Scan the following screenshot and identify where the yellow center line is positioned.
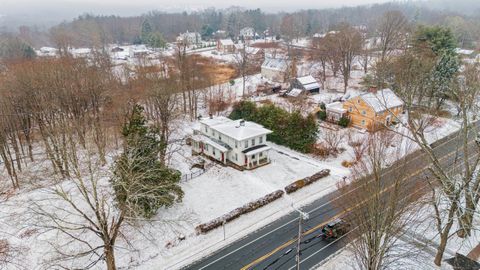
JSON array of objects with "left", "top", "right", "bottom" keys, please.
[{"left": 240, "top": 138, "right": 472, "bottom": 270}]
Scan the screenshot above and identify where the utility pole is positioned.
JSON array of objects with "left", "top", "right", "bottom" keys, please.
[{"left": 295, "top": 210, "right": 309, "bottom": 270}]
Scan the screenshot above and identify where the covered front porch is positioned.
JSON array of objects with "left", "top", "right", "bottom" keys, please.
[
  {"left": 190, "top": 134, "right": 231, "bottom": 165},
  {"left": 243, "top": 144, "right": 271, "bottom": 169}
]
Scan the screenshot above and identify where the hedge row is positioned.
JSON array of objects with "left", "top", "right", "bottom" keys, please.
[
  {"left": 284, "top": 169, "right": 331, "bottom": 194},
  {"left": 195, "top": 190, "right": 285, "bottom": 234}
]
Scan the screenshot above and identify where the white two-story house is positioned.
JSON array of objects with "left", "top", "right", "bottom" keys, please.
[{"left": 190, "top": 116, "right": 273, "bottom": 169}]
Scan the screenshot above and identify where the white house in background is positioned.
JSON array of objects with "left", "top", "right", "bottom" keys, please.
[
  {"left": 177, "top": 31, "right": 202, "bottom": 45},
  {"left": 261, "top": 58, "right": 290, "bottom": 83},
  {"left": 217, "top": 39, "right": 235, "bottom": 54},
  {"left": 240, "top": 27, "right": 255, "bottom": 40},
  {"left": 190, "top": 116, "right": 273, "bottom": 170}
]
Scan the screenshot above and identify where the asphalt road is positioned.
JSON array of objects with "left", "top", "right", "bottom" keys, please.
[{"left": 184, "top": 122, "right": 479, "bottom": 270}]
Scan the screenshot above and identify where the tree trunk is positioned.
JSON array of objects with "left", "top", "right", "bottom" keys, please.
[{"left": 105, "top": 245, "right": 116, "bottom": 270}]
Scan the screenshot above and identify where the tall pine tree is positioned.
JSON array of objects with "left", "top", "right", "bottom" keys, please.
[{"left": 111, "top": 105, "right": 183, "bottom": 218}]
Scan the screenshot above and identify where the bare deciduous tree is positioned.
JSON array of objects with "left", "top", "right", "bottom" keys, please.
[
  {"left": 337, "top": 132, "right": 420, "bottom": 270},
  {"left": 376, "top": 10, "right": 408, "bottom": 62}
]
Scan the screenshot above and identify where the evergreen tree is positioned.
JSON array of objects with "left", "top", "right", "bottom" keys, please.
[
  {"left": 147, "top": 32, "right": 167, "bottom": 49},
  {"left": 229, "top": 101, "right": 318, "bottom": 153},
  {"left": 111, "top": 105, "right": 183, "bottom": 218},
  {"left": 141, "top": 19, "right": 153, "bottom": 44}
]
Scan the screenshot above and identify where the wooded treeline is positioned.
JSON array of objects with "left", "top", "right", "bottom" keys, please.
[{"left": 4, "top": 1, "right": 480, "bottom": 50}]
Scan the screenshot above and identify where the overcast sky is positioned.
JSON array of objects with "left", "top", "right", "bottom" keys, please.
[{"left": 3, "top": 0, "right": 394, "bottom": 16}]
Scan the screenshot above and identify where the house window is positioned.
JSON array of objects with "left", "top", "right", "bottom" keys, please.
[
  {"left": 357, "top": 99, "right": 360, "bottom": 104},
  {"left": 213, "top": 130, "right": 216, "bottom": 136},
  {"left": 213, "top": 148, "right": 216, "bottom": 156},
  {"left": 219, "top": 135, "right": 222, "bottom": 141},
  {"left": 252, "top": 138, "right": 255, "bottom": 146},
  {"left": 205, "top": 126, "right": 208, "bottom": 133},
  {"left": 206, "top": 145, "right": 209, "bottom": 151},
  {"left": 259, "top": 136, "right": 263, "bottom": 144},
  {"left": 349, "top": 106, "right": 353, "bottom": 112},
  {"left": 362, "top": 110, "right": 366, "bottom": 115},
  {"left": 260, "top": 152, "right": 263, "bottom": 157},
  {"left": 361, "top": 120, "right": 366, "bottom": 126},
  {"left": 245, "top": 141, "right": 249, "bottom": 148},
  {"left": 235, "top": 141, "right": 238, "bottom": 148},
  {"left": 235, "top": 153, "right": 238, "bottom": 161}
]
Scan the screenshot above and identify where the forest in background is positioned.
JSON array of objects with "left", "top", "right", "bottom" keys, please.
[{"left": 1, "top": 0, "right": 480, "bottom": 50}]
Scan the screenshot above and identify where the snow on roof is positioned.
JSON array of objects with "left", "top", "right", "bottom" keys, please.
[
  {"left": 261, "top": 58, "right": 289, "bottom": 72},
  {"left": 242, "top": 145, "right": 271, "bottom": 156},
  {"left": 297, "top": 75, "right": 316, "bottom": 85},
  {"left": 296, "top": 75, "right": 320, "bottom": 91},
  {"left": 326, "top": 102, "right": 347, "bottom": 113},
  {"left": 200, "top": 116, "right": 272, "bottom": 141},
  {"left": 191, "top": 134, "right": 230, "bottom": 152},
  {"left": 287, "top": 88, "right": 304, "bottom": 97},
  {"left": 40, "top": 47, "right": 58, "bottom": 53},
  {"left": 219, "top": 39, "right": 234, "bottom": 46},
  {"left": 245, "top": 47, "right": 261, "bottom": 54},
  {"left": 70, "top": 48, "right": 91, "bottom": 55},
  {"left": 455, "top": 48, "right": 475, "bottom": 55},
  {"left": 313, "top": 33, "right": 326, "bottom": 38},
  {"left": 359, "top": 89, "right": 404, "bottom": 113}
]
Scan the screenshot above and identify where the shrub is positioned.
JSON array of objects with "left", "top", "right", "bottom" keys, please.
[
  {"left": 341, "top": 160, "right": 354, "bottom": 168},
  {"left": 319, "top": 103, "right": 326, "bottom": 110},
  {"left": 284, "top": 169, "right": 330, "bottom": 194},
  {"left": 317, "top": 110, "right": 327, "bottom": 121},
  {"left": 195, "top": 190, "right": 284, "bottom": 234},
  {"left": 229, "top": 79, "right": 235, "bottom": 86},
  {"left": 310, "top": 143, "right": 331, "bottom": 158},
  {"left": 338, "top": 117, "right": 350, "bottom": 128}
]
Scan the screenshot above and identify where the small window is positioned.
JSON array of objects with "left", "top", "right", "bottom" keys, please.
[
  {"left": 252, "top": 138, "right": 255, "bottom": 146},
  {"left": 219, "top": 135, "right": 222, "bottom": 140},
  {"left": 362, "top": 110, "right": 366, "bottom": 115},
  {"left": 259, "top": 136, "right": 263, "bottom": 144},
  {"left": 361, "top": 120, "right": 366, "bottom": 126},
  {"left": 235, "top": 141, "right": 238, "bottom": 148},
  {"left": 357, "top": 99, "right": 360, "bottom": 104},
  {"left": 260, "top": 152, "right": 263, "bottom": 157},
  {"left": 213, "top": 148, "right": 216, "bottom": 156},
  {"left": 349, "top": 106, "right": 353, "bottom": 112},
  {"left": 245, "top": 141, "right": 249, "bottom": 148},
  {"left": 213, "top": 130, "right": 216, "bottom": 136},
  {"left": 235, "top": 153, "right": 238, "bottom": 161},
  {"left": 205, "top": 126, "right": 208, "bottom": 132},
  {"left": 206, "top": 145, "right": 209, "bottom": 151}
]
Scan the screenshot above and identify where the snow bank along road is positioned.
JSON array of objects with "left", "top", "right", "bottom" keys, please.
[{"left": 184, "top": 122, "right": 480, "bottom": 270}]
